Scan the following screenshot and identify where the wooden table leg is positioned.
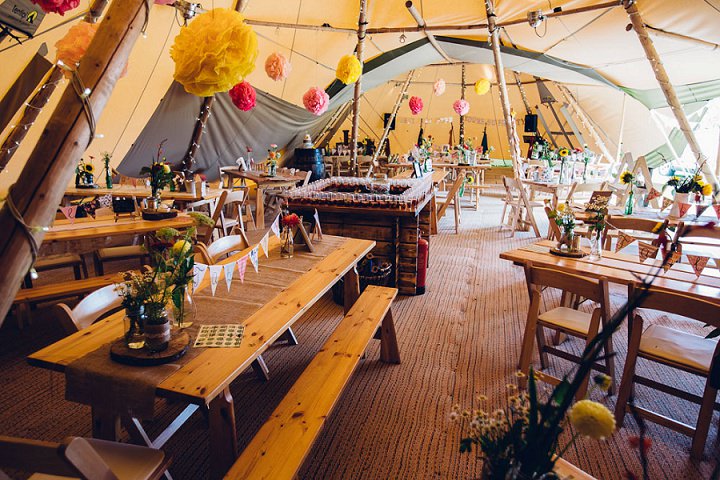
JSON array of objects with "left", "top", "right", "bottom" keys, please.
[
  {"left": 379, "top": 309, "right": 401, "bottom": 364},
  {"left": 92, "top": 407, "right": 121, "bottom": 441},
  {"left": 208, "top": 388, "right": 238, "bottom": 480},
  {"left": 343, "top": 266, "right": 360, "bottom": 314},
  {"left": 255, "top": 187, "right": 265, "bottom": 229},
  {"left": 430, "top": 195, "right": 438, "bottom": 235}
]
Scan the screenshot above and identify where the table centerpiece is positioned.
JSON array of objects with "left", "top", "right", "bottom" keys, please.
[
  {"left": 547, "top": 203, "right": 582, "bottom": 257},
  {"left": 140, "top": 142, "right": 174, "bottom": 212},
  {"left": 664, "top": 167, "right": 712, "bottom": 218}
]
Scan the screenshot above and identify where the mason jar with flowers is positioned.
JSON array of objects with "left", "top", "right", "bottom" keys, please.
[
  {"left": 280, "top": 212, "right": 301, "bottom": 258},
  {"left": 547, "top": 202, "right": 577, "bottom": 252},
  {"left": 584, "top": 197, "right": 608, "bottom": 261},
  {"left": 75, "top": 158, "right": 95, "bottom": 188},
  {"left": 140, "top": 142, "right": 174, "bottom": 210},
  {"left": 115, "top": 270, "right": 154, "bottom": 349}
]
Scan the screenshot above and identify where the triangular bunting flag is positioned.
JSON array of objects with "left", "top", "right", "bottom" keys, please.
[
  {"left": 662, "top": 250, "right": 681, "bottom": 272},
  {"left": 193, "top": 263, "right": 208, "bottom": 292},
  {"left": 208, "top": 265, "right": 222, "bottom": 296},
  {"left": 270, "top": 215, "right": 281, "bottom": 240},
  {"left": 260, "top": 233, "right": 269, "bottom": 258},
  {"left": 615, "top": 231, "right": 636, "bottom": 252},
  {"left": 312, "top": 208, "right": 323, "bottom": 240},
  {"left": 223, "top": 262, "right": 235, "bottom": 292},
  {"left": 60, "top": 205, "right": 78, "bottom": 223},
  {"left": 686, "top": 254, "right": 710, "bottom": 277},
  {"left": 638, "top": 242, "right": 659, "bottom": 263},
  {"left": 695, "top": 204, "right": 710, "bottom": 218},
  {"left": 646, "top": 187, "right": 661, "bottom": 202},
  {"left": 713, "top": 203, "right": 720, "bottom": 219},
  {"left": 661, "top": 197, "right": 673, "bottom": 211},
  {"left": 678, "top": 202, "right": 692, "bottom": 218},
  {"left": 236, "top": 256, "right": 248, "bottom": 283},
  {"left": 249, "top": 246, "right": 259, "bottom": 273}
]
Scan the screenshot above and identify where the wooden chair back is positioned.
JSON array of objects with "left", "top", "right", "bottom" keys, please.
[
  {"left": 193, "top": 243, "right": 212, "bottom": 265},
  {"left": 673, "top": 222, "right": 720, "bottom": 243},
  {"left": 52, "top": 284, "right": 122, "bottom": 334},
  {"left": 0, "top": 435, "right": 86, "bottom": 478},
  {"left": 189, "top": 190, "right": 228, "bottom": 245},
  {"left": 636, "top": 287, "right": 720, "bottom": 329},
  {"left": 524, "top": 263, "right": 608, "bottom": 306},
  {"left": 603, "top": 217, "right": 668, "bottom": 250},
  {"left": 206, "top": 235, "right": 248, "bottom": 263}
]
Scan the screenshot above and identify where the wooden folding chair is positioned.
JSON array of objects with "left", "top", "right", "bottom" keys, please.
[
  {"left": 186, "top": 190, "right": 228, "bottom": 245},
  {"left": 614, "top": 287, "right": 720, "bottom": 459},
  {"left": 519, "top": 263, "right": 615, "bottom": 399},
  {"left": 218, "top": 189, "right": 254, "bottom": 237},
  {"left": 204, "top": 235, "right": 249, "bottom": 264},
  {"left": 435, "top": 172, "right": 465, "bottom": 234},
  {"left": 500, "top": 177, "right": 541, "bottom": 237}
]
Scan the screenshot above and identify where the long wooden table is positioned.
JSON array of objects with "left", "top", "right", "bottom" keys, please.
[
  {"left": 45, "top": 214, "right": 196, "bottom": 243},
  {"left": 500, "top": 239, "right": 720, "bottom": 304},
  {"left": 64, "top": 185, "right": 224, "bottom": 204},
  {"left": 28, "top": 234, "right": 374, "bottom": 479}
]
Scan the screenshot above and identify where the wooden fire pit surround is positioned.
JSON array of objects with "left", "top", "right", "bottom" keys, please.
[{"left": 286, "top": 177, "right": 433, "bottom": 295}]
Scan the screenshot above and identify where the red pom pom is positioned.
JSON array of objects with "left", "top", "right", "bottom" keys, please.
[
  {"left": 229, "top": 81, "right": 256, "bottom": 111},
  {"left": 409, "top": 96, "right": 423, "bottom": 115},
  {"left": 32, "top": 0, "right": 80, "bottom": 15}
]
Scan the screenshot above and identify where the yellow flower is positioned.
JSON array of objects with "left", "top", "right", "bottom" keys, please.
[
  {"left": 559, "top": 148, "right": 569, "bottom": 157},
  {"left": 171, "top": 239, "right": 192, "bottom": 256},
  {"left": 557, "top": 203, "right": 567, "bottom": 213},
  {"left": 162, "top": 164, "right": 171, "bottom": 174},
  {"left": 701, "top": 183, "right": 712, "bottom": 196},
  {"left": 620, "top": 170, "right": 634, "bottom": 185},
  {"left": 593, "top": 374, "right": 612, "bottom": 392},
  {"left": 84, "top": 164, "right": 94, "bottom": 174},
  {"left": 569, "top": 399, "right": 615, "bottom": 440}
]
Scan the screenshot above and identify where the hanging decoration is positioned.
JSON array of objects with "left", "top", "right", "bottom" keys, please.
[
  {"left": 264, "top": 52, "right": 291, "bottom": 81},
  {"left": 335, "top": 54, "right": 362, "bottom": 85},
  {"left": 171, "top": 9, "right": 258, "bottom": 97},
  {"left": 229, "top": 81, "right": 256, "bottom": 111},
  {"left": 31, "top": 0, "right": 79, "bottom": 15},
  {"left": 474, "top": 78, "right": 491, "bottom": 95},
  {"left": 453, "top": 99, "right": 470, "bottom": 116},
  {"left": 55, "top": 22, "right": 98, "bottom": 70},
  {"left": 433, "top": 78, "right": 446, "bottom": 96},
  {"left": 409, "top": 96, "right": 423, "bottom": 115},
  {"left": 303, "top": 87, "right": 330, "bottom": 116}
]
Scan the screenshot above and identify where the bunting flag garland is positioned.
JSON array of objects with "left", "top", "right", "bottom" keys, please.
[
  {"left": 686, "top": 254, "right": 710, "bottom": 277},
  {"left": 615, "top": 231, "right": 636, "bottom": 252},
  {"left": 208, "top": 265, "right": 222, "bottom": 296},
  {"left": 270, "top": 215, "right": 281, "bottom": 239},
  {"left": 260, "top": 232, "right": 269, "bottom": 258},
  {"left": 313, "top": 208, "right": 323, "bottom": 240},
  {"left": 662, "top": 250, "right": 682, "bottom": 272},
  {"left": 638, "top": 241, "right": 659, "bottom": 263},
  {"left": 713, "top": 203, "right": 720, "bottom": 219},
  {"left": 695, "top": 204, "right": 710, "bottom": 218},
  {"left": 237, "top": 256, "right": 248, "bottom": 282},
  {"left": 249, "top": 246, "right": 259, "bottom": 272},
  {"left": 661, "top": 197, "right": 673, "bottom": 211},
  {"left": 677, "top": 202, "right": 692, "bottom": 218},
  {"left": 60, "top": 205, "right": 78, "bottom": 223},
  {"left": 646, "top": 188, "right": 661, "bottom": 202},
  {"left": 223, "top": 263, "right": 235, "bottom": 292},
  {"left": 193, "top": 263, "right": 208, "bottom": 292}
]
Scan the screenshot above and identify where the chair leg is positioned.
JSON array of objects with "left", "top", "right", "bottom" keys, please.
[
  {"left": 691, "top": 383, "right": 717, "bottom": 459},
  {"left": 603, "top": 333, "right": 617, "bottom": 396},
  {"left": 535, "top": 325, "right": 549, "bottom": 370},
  {"left": 518, "top": 294, "right": 540, "bottom": 376},
  {"left": 614, "top": 317, "right": 643, "bottom": 426},
  {"left": 80, "top": 256, "right": 89, "bottom": 278}
]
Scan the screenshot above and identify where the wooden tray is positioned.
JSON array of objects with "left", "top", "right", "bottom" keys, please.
[
  {"left": 549, "top": 247, "right": 587, "bottom": 258},
  {"left": 142, "top": 209, "right": 178, "bottom": 221},
  {"left": 110, "top": 331, "right": 189, "bottom": 366}
]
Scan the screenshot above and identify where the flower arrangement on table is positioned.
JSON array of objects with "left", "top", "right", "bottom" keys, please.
[
  {"left": 280, "top": 212, "right": 301, "bottom": 258},
  {"left": 664, "top": 172, "right": 712, "bottom": 198},
  {"left": 479, "top": 145, "right": 495, "bottom": 161},
  {"left": 580, "top": 145, "right": 595, "bottom": 182},
  {"left": 101, "top": 152, "right": 113, "bottom": 188},
  {"left": 75, "top": 157, "right": 96, "bottom": 188},
  {"left": 584, "top": 196, "right": 609, "bottom": 260},
  {"left": 140, "top": 142, "right": 174, "bottom": 202},
  {"left": 619, "top": 170, "right": 644, "bottom": 215},
  {"left": 547, "top": 202, "right": 577, "bottom": 252},
  {"left": 454, "top": 138, "right": 475, "bottom": 165},
  {"left": 266, "top": 144, "right": 280, "bottom": 177}
]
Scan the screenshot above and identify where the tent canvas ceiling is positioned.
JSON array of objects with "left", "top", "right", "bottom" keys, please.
[{"left": 0, "top": 0, "right": 719, "bottom": 190}]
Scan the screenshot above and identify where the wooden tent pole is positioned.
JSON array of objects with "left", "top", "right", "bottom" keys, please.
[
  {"left": 625, "top": 0, "right": 718, "bottom": 192},
  {"left": 0, "top": 0, "right": 150, "bottom": 324},
  {"left": 0, "top": 0, "right": 111, "bottom": 172},
  {"left": 350, "top": 0, "right": 368, "bottom": 177},
  {"left": 405, "top": 1, "right": 454, "bottom": 63},
  {"left": 485, "top": 0, "right": 521, "bottom": 177},
  {"left": 182, "top": 96, "right": 214, "bottom": 174},
  {"left": 459, "top": 64, "right": 465, "bottom": 145},
  {"left": 372, "top": 70, "right": 414, "bottom": 165}
]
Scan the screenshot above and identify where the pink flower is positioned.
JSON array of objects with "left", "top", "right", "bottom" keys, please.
[
  {"left": 264, "top": 52, "right": 291, "bottom": 81},
  {"left": 453, "top": 99, "right": 470, "bottom": 116},
  {"left": 303, "top": 87, "right": 330, "bottom": 116},
  {"left": 32, "top": 0, "right": 79, "bottom": 15},
  {"left": 409, "top": 96, "right": 423, "bottom": 115},
  {"left": 229, "top": 81, "right": 256, "bottom": 111},
  {"left": 433, "top": 78, "right": 446, "bottom": 96}
]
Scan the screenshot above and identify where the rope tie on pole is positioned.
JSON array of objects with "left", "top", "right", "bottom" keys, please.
[{"left": 4, "top": 185, "right": 45, "bottom": 267}]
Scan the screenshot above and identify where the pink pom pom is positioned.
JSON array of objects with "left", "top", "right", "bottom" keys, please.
[
  {"left": 433, "top": 79, "right": 446, "bottom": 96},
  {"left": 303, "top": 87, "right": 330, "bottom": 116},
  {"left": 229, "top": 81, "right": 256, "bottom": 111},
  {"left": 154, "top": 0, "right": 175, "bottom": 4},
  {"left": 409, "top": 96, "right": 423, "bottom": 115},
  {"left": 264, "top": 52, "right": 291, "bottom": 81},
  {"left": 31, "top": 0, "right": 79, "bottom": 15},
  {"left": 453, "top": 99, "right": 470, "bottom": 116}
]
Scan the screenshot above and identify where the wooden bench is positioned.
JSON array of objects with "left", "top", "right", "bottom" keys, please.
[{"left": 224, "top": 285, "right": 400, "bottom": 480}]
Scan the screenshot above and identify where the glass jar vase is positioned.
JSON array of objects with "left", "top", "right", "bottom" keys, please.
[
  {"left": 280, "top": 226, "right": 294, "bottom": 258},
  {"left": 624, "top": 188, "right": 635, "bottom": 215},
  {"left": 123, "top": 306, "right": 146, "bottom": 350},
  {"left": 144, "top": 305, "right": 171, "bottom": 352}
]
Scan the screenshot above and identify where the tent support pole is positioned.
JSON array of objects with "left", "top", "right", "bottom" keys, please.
[
  {"left": 373, "top": 70, "right": 414, "bottom": 166},
  {"left": 459, "top": 64, "right": 466, "bottom": 145},
  {"left": 350, "top": 0, "right": 368, "bottom": 177},
  {"left": 625, "top": 0, "right": 718, "bottom": 193},
  {"left": 405, "top": 1, "right": 454, "bottom": 63},
  {"left": 182, "top": 96, "right": 214, "bottom": 174},
  {"left": 485, "top": 0, "right": 522, "bottom": 177},
  {"left": 0, "top": 0, "right": 150, "bottom": 325}
]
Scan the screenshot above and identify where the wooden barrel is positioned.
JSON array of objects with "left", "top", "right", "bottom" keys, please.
[{"left": 293, "top": 148, "right": 325, "bottom": 182}]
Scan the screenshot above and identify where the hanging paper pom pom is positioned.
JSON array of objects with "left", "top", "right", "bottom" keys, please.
[
  {"left": 474, "top": 78, "right": 491, "bottom": 95},
  {"left": 453, "top": 99, "right": 470, "bottom": 116},
  {"left": 31, "top": 0, "right": 79, "bottom": 15},
  {"left": 336, "top": 54, "right": 362, "bottom": 85},
  {"left": 409, "top": 96, "right": 423, "bottom": 115},
  {"left": 171, "top": 8, "right": 258, "bottom": 97},
  {"left": 264, "top": 52, "right": 291, "bottom": 81},
  {"left": 55, "top": 22, "right": 100, "bottom": 72},
  {"left": 229, "top": 81, "right": 256, "bottom": 111},
  {"left": 303, "top": 87, "right": 330, "bottom": 116},
  {"left": 433, "top": 78, "right": 446, "bottom": 96}
]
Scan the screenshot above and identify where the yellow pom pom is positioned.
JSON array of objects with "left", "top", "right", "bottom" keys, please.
[
  {"left": 171, "top": 9, "right": 258, "bottom": 97},
  {"left": 336, "top": 54, "right": 362, "bottom": 84},
  {"left": 474, "top": 78, "right": 490, "bottom": 95},
  {"left": 569, "top": 399, "right": 615, "bottom": 440}
]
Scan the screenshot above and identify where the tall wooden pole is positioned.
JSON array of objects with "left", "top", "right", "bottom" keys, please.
[
  {"left": 350, "top": 0, "right": 368, "bottom": 176},
  {"left": 485, "top": 0, "right": 522, "bottom": 177},
  {"left": 459, "top": 64, "right": 466, "bottom": 145},
  {"left": 0, "top": 0, "right": 151, "bottom": 324},
  {"left": 625, "top": 0, "right": 718, "bottom": 192},
  {"left": 182, "top": 96, "right": 214, "bottom": 174}
]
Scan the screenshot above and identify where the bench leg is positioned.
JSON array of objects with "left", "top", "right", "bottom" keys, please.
[
  {"left": 281, "top": 327, "right": 299, "bottom": 345},
  {"left": 343, "top": 266, "right": 360, "bottom": 315},
  {"left": 209, "top": 388, "right": 238, "bottom": 480},
  {"left": 379, "top": 309, "right": 401, "bottom": 364},
  {"left": 251, "top": 354, "right": 270, "bottom": 381}
]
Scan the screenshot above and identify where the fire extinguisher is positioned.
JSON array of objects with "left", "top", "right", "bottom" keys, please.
[{"left": 417, "top": 237, "right": 429, "bottom": 295}]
